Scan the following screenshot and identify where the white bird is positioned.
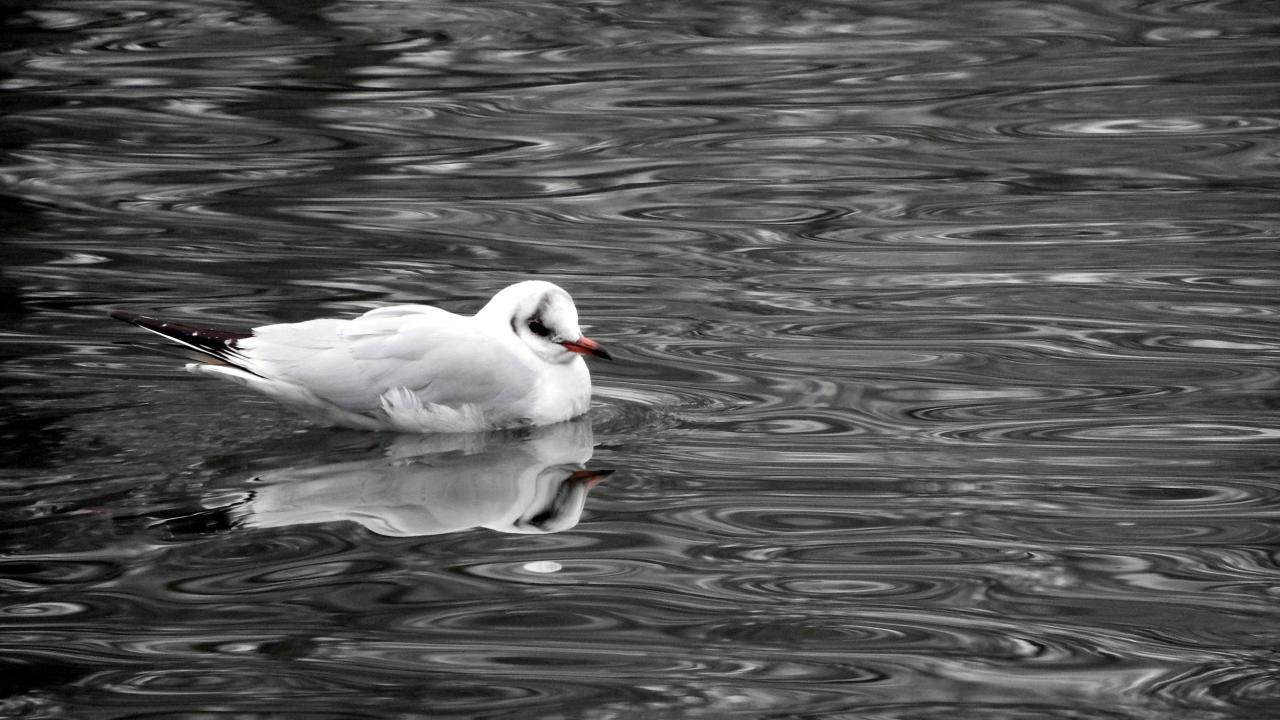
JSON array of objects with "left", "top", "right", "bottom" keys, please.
[{"left": 110, "top": 280, "right": 611, "bottom": 433}]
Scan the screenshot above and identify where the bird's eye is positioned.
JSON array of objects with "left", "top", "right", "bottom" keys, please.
[{"left": 528, "top": 319, "right": 552, "bottom": 338}]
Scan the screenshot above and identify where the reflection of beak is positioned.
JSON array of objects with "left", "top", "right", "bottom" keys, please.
[
  {"left": 561, "top": 336, "right": 612, "bottom": 361},
  {"left": 565, "top": 468, "right": 613, "bottom": 489}
]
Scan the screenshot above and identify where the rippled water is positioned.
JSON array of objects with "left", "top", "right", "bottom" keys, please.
[{"left": 3, "top": 0, "right": 1280, "bottom": 717}]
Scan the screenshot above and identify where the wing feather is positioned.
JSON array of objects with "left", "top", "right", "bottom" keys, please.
[{"left": 238, "top": 306, "right": 538, "bottom": 415}]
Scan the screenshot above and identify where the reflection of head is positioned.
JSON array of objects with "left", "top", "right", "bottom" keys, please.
[
  {"left": 239, "top": 418, "right": 603, "bottom": 537},
  {"left": 511, "top": 466, "right": 610, "bottom": 534}
]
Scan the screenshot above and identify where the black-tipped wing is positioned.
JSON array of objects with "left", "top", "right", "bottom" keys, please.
[{"left": 109, "top": 310, "right": 254, "bottom": 370}]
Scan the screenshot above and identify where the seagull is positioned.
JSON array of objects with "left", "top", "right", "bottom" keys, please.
[{"left": 110, "top": 280, "right": 612, "bottom": 433}]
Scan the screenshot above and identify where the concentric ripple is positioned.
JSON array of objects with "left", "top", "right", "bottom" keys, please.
[{"left": 3, "top": 0, "right": 1279, "bottom": 717}]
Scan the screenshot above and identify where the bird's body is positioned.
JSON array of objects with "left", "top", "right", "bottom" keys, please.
[{"left": 110, "top": 281, "right": 611, "bottom": 433}]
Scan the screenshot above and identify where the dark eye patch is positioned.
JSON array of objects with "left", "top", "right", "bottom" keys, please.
[{"left": 528, "top": 319, "right": 552, "bottom": 338}]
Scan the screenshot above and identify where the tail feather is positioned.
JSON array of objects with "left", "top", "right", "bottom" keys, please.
[{"left": 110, "top": 310, "right": 256, "bottom": 372}]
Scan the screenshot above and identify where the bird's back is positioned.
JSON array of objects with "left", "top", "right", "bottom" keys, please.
[{"left": 237, "top": 306, "right": 543, "bottom": 426}]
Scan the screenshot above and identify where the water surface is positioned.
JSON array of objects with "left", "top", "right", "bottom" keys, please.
[{"left": 2, "top": 0, "right": 1279, "bottom": 718}]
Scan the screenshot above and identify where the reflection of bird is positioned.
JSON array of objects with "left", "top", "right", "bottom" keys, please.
[
  {"left": 110, "top": 281, "right": 611, "bottom": 432},
  {"left": 232, "top": 418, "right": 607, "bottom": 536}
]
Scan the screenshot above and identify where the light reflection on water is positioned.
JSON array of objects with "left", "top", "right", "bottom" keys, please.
[
  {"left": 3, "top": 0, "right": 1280, "bottom": 717},
  {"left": 162, "top": 419, "right": 604, "bottom": 537}
]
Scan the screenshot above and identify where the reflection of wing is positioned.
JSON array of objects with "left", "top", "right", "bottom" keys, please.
[{"left": 238, "top": 418, "right": 601, "bottom": 536}]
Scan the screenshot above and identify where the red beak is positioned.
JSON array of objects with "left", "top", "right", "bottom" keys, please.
[
  {"left": 561, "top": 336, "right": 612, "bottom": 360},
  {"left": 566, "top": 468, "right": 614, "bottom": 488}
]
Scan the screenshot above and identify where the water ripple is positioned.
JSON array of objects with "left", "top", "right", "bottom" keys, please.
[{"left": 4, "top": 0, "right": 1280, "bottom": 717}]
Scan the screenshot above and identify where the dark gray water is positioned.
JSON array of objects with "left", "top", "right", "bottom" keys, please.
[{"left": 3, "top": 0, "right": 1280, "bottom": 717}]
